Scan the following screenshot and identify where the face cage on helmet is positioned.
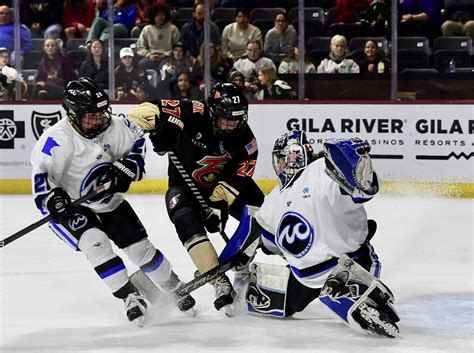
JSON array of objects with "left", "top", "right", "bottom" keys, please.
[
  {"left": 272, "top": 143, "right": 308, "bottom": 189},
  {"left": 70, "top": 107, "right": 112, "bottom": 139},
  {"left": 210, "top": 106, "right": 248, "bottom": 134}
]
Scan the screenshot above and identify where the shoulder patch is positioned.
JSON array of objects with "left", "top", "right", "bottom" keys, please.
[{"left": 41, "top": 136, "right": 60, "bottom": 156}]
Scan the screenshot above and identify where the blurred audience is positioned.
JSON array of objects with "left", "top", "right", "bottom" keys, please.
[
  {"left": 317, "top": 35, "right": 360, "bottom": 73},
  {"left": 357, "top": 39, "right": 390, "bottom": 73},
  {"left": 228, "top": 69, "right": 257, "bottom": 100},
  {"left": 358, "top": 0, "right": 390, "bottom": 36},
  {"left": 256, "top": 65, "right": 297, "bottom": 100},
  {"left": 85, "top": 0, "right": 137, "bottom": 46},
  {"left": 336, "top": 0, "right": 371, "bottom": 23},
  {"left": 0, "top": 47, "right": 27, "bottom": 100},
  {"left": 264, "top": 10, "right": 297, "bottom": 66},
  {"left": 137, "top": 4, "right": 179, "bottom": 72},
  {"left": 441, "top": 0, "right": 474, "bottom": 41},
  {"left": 171, "top": 71, "right": 203, "bottom": 100},
  {"left": 131, "top": 0, "right": 155, "bottom": 38},
  {"left": 221, "top": 8, "right": 263, "bottom": 61},
  {"left": 20, "top": 0, "right": 63, "bottom": 38},
  {"left": 399, "top": 0, "right": 443, "bottom": 45},
  {"left": 32, "top": 37, "right": 76, "bottom": 100},
  {"left": 63, "top": 0, "right": 95, "bottom": 40},
  {"left": 180, "top": 3, "right": 221, "bottom": 60},
  {"left": 0, "top": 5, "right": 33, "bottom": 66},
  {"left": 79, "top": 38, "right": 108, "bottom": 89},
  {"left": 192, "top": 41, "right": 230, "bottom": 88},
  {"left": 115, "top": 46, "right": 149, "bottom": 100},
  {"left": 278, "top": 46, "right": 316, "bottom": 74}
]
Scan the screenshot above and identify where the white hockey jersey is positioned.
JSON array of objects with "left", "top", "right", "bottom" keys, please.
[
  {"left": 31, "top": 116, "right": 146, "bottom": 214},
  {"left": 255, "top": 158, "right": 375, "bottom": 289}
]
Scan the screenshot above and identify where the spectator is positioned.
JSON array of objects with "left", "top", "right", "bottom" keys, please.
[
  {"left": 399, "top": 0, "right": 443, "bottom": 45},
  {"left": 171, "top": 71, "right": 203, "bottom": 100},
  {"left": 221, "top": 8, "right": 263, "bottom": 61},
  {"left": 192, "top": 41, "right": 230, "bottom": 88},
  {"left": 317, "top": 35, "right": 360, "bottom": 73},
  {"left": 227, "top": 69, "right": 257, "bottom": 100},
  {"left": 256, "top": 65, "right": 297, "bottom": 100},
  {"left": 357, "top": 39, "right": 390, "bottom": 73},
  {"left": 131, "top": 0, "right": 154, "bottom": 38},
  {"left": 20, "top": 0, "right": 63, "bottom": 38},
  {"left": 63, "top": 0, "right": 95, "bottom": 40},
  {"left": 79, "top": 38, "right": 108, "bottom": 89},
  {"left": 264, "top": 10, "right": 297, "bottom": 66},
  {"left": 84, "top": 0, "right": 137, "bottom": 46},
  {"left": 135, "top": 81, "right": 153, "bottom": 101},
  {"left": 0, "top": 47, "right": 27, "bottom": 100},
  {"left": 0, "top": 5, "right": 33, "bottom": 65},
  {"left": 233, "top": 40, "right": 275, "bottom": 87},
  {"left": 358, "top": 0, "right": 390, "bottom": 37},
  {"left": 136, "top": 4, "right": 179, "bottom": 72},
  {"left": 216, "top": 0, "right": 256, "bottom": 8},
  {"left": 278, "top": 46, "right": 316, "bottom": 74},
  {"left": 32, "top": 37, "right": 76, "bottom": 100},
  {"left": 115, "top": 47, "right": 149, "bottom": 101},
  {"left": 180, "top": 3, "right": 221, "bottom": 60},
  {"left": 159, "top": 41, "right": 193, "bottom": 79},
  {"left": 336, "top": 0, "right": 371, "bottom": 23},
  {"left": 441, "top": 0, "right": 474, "bottom": 42}
]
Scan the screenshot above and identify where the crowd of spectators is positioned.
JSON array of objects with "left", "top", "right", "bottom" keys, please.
[{"left": 0, "top": 0, "right": 473, "bottom": 102}]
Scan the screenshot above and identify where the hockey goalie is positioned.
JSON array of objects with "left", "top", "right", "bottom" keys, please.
[{"left": 219, "top": 130, "right": 400, "bottom": 338}]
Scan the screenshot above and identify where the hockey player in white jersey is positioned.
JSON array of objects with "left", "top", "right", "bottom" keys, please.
[
  {"left": 30, "top": 77, "right": 195, "bottom": 324},
  {"left": 219, "top": 129, "right": 400, "bottom": 337}
]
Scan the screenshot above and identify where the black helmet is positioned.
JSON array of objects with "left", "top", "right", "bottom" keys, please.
[
  {"left": 63, "top": 77, "right": 111, "bottom": 138},
  {"left": 208, "top": 82, "right": 248, "bottom": 133}
]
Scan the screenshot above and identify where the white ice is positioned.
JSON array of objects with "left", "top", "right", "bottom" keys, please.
[{"left": 1, "top": 194, "right": 473, "bottom": 353}]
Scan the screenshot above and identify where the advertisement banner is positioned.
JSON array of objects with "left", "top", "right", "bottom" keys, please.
[{"left": 0, "top": 103, "right": 472, "bottom": 183}]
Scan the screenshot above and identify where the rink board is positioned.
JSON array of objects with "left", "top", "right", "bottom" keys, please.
[{"left": 0, "top": 102, "right": 472, "bottom": 197}]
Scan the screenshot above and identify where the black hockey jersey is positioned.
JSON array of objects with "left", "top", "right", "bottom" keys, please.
[{"left": 155, "top": 99, "right": 258, "bottom": 198}]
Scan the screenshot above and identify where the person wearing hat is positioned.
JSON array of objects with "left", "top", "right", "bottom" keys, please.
[
  {"left": 115, "top": 47, "right": 149, "bottom": 101},
  {"left": 227, "top": 69, "right": 256, "bottom": 101},
  {"left": 79, "top": 38, "right": 108, "bottom": 89}
]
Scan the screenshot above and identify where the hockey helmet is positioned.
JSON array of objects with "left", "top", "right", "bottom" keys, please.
[
  {"left": 63, "top": 77, "right": 111, "bottom": 138},
  {"left": 208, "top": 82, "right": 248, "bottom": 134},
  {"left": 272, "top": 129, "right": 314, "bottom": 190}
]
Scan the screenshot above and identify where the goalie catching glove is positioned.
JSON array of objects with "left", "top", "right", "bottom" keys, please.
[{"left": 323, "top": 138, "right": 378, "bottom": 200}]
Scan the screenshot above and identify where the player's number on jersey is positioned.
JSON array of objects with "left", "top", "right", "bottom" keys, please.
[
  {"left": 33, "top": 172, "right": 51, "bottom": 193},
  {"left": 161, "top": 99, "right": 181, "bottom": 118},
  {"left": 237, "top": 160, "right": 256, "bottom": 177}
]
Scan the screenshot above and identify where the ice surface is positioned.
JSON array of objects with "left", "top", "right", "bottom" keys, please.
[{"left": 1, "top": 194, "right": 473, "bottom": 353}]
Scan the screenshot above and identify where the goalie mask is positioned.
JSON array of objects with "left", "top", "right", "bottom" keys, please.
[
  {"left": 272, "top": 130, "right": 314, "bottom": 190},
  {"left": 63, "top": 77, "right": 112, "bottom": 139},
  {"left": 208, "top": 82, "right": 248, "bottom": 135}
]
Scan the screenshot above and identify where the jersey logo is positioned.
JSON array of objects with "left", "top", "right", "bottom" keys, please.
[
  {"left": 68, "top": 213, "right": 88, "bottom": 231},
  {"left": 192, "top": 155, "right": 228, "bottom": 189},
  {"left": 276, "top": 212, "right": 314, "bottom": 258},
  {"left": 80, "top": 163, "right": 114, "bottom": 203},
  {"left": 41, "top": 136, "right": 60, "bottom": 156}
]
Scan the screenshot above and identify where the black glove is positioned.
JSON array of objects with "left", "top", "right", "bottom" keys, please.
[
  {"left": 203, "top": 200, "right": 228, "bottom": 234},
  {"left": 98, "top": 159, "right": 136, "bottom": 194},
  {"left": 44, "top": 187, "right": 71, "bottom": 224},
  {"left": 149, "top": 114, "right": 184, "bottom": 155}
]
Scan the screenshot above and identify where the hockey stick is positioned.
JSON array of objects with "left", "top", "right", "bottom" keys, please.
[
  {"left": 168, "top": 150, "right": 229, "bottom": 242},
  {"left": 0, "top": 181, "right": 112, "bottom": 248}
]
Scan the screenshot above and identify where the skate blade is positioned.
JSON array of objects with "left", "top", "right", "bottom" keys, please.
[
  {"left": 360, "top": 307, "right": 401, "bottom": 338},
  {"left": 133, "top": 314, "right": 146, "bottom": 328}
]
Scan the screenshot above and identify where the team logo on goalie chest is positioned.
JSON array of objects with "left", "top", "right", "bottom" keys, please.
[{"left": 276, "top": 212, "right": 314, "bottom": 258}]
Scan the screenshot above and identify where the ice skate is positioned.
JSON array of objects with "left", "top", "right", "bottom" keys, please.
[
  {"left": 124, "top": 292, "right": 147, "bottom": 327},
  {"left": 213, "top": 275, "right": 235, "bottom": 311},
  {"left": 352, "top": 302, "right": 400, "bottom": 338},
  {"left": 224, "top": 271, "right": 250, "bottom": 317},
  {"left": 162, "top": 271, "right": 196, "bottom": 314}
]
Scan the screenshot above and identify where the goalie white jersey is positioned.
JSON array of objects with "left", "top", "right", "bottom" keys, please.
[
  {"left": 255, "top": 158, "right": 378, "bottom": 289},
  {"left": 31, "top": 116, "right": 146, "bottom": 214}
]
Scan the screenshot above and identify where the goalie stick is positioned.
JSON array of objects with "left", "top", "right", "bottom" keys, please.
[
  {"left": 0, "top": 181, "right": 111, "bottom": 248},
  {"left": 168, "top": 150, "right": 229, "bottom": 242}
]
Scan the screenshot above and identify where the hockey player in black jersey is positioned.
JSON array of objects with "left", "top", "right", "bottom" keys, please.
[{"left": 128, "top": 83, "right": 265, "bottom": 311}]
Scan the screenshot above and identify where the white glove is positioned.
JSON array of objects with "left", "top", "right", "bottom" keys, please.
[{"left": 1, "top": 66, "right": 22, "bottom": 83}]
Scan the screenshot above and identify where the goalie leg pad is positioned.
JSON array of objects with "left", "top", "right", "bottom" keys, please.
[
  {"left": 246, "top": 262, "right": 290, "bottom": 317},
  {"left": 319, "top": 255, "right": 400, "bottom": 338}
]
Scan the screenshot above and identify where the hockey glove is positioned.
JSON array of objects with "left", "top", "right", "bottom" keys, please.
[
  {"left": 204, "top": 200, "right": 228, "bottom": 234},
  {"left": 209, "top": 181, "right": 239, "bottom": 206},
  {"left": 323, "top": 138, "right": 376, "bottom": 196},
  {"left": 98, "top": 159, "right": 137, "bottom": 194},
  {"left": 44, "top": 187, "right": 72, "bottom": 224},
  {"left": 149, "top": 113, "right": 184, "bottom": 156}
]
